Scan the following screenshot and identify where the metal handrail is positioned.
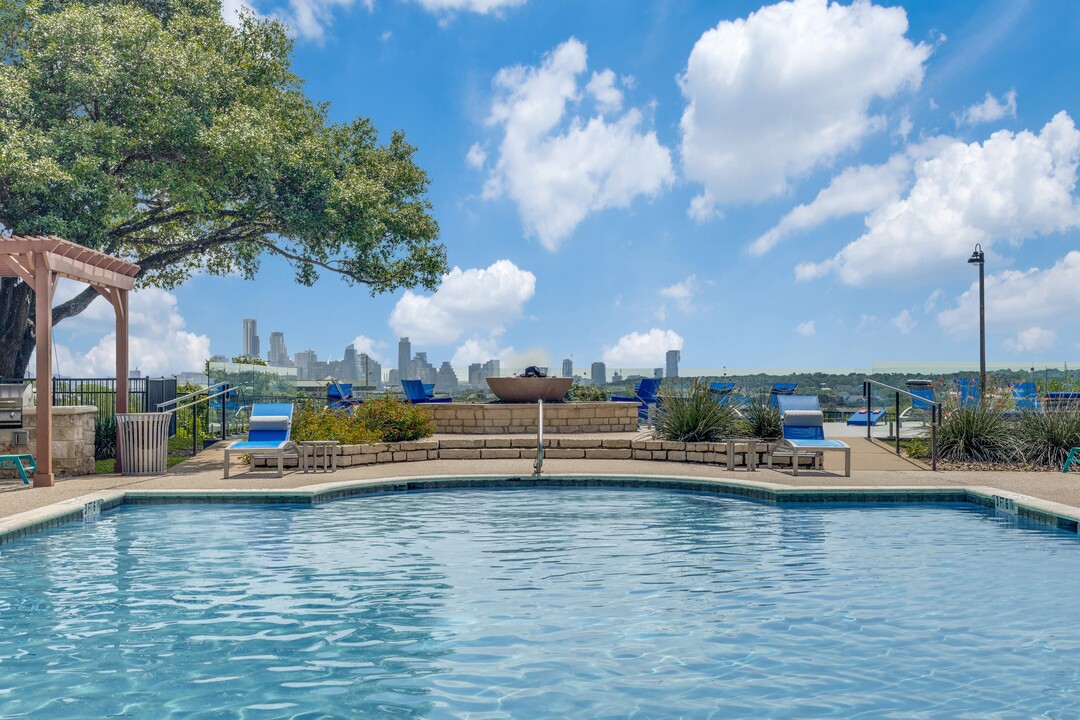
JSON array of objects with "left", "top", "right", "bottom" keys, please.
[
  {"left": 156, "top": 382, "right": 242, "bottom": 456},
  {"left": 862, "top": 379, "right": 942, "bottom": 471},
  {"left": 533, "top": 400, "right": 544, "bottom": 477},
  {"left": 157, "top": 381, "right": 232, "bottom": 411}
]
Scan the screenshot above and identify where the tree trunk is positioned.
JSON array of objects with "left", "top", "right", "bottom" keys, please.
[
  {"left": 0, "top": 279, "right": 35, "bottom": 379},
  {"left": 0, "top": 279, "right": 103, "bottom": 379}
]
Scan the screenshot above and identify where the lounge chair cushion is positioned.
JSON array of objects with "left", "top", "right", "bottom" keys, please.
[
  {"left": 248, "top": 416, "right": 290, "bottom": 432},
  {"left": 782, "top": 410, "right": 823, "bottom": 427}
]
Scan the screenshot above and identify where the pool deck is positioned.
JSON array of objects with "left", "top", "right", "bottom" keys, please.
[{"left": 3, "top": 430, "right": 1080, "bottom": 531}]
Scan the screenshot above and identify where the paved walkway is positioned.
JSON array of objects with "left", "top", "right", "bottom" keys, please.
[{"left": 2, "top": 432, "right": 1079, "bottom": 522}]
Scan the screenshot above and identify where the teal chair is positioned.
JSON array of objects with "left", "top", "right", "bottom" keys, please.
[
  {"left": 0, "top": 453, "right": 35, "bottom": 485},
  {"left": 1063, "top": 448, "right": 1080, "bottom": 473}
]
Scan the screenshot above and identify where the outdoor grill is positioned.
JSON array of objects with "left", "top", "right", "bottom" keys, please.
[{"left": 0, "top": 383, "right": 29, "bottom": 428}]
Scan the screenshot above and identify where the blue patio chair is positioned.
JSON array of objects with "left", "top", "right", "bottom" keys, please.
[
  {"left": 1012, "top": 382, "right": 1039, "bottom": 412},
  {"left": 900, "top": 380, "right": 936, "bottom": 420},
  {"left": 710, "top": 382, "right": 735, "bottom": 397},
  {"left": 402, "top": 379, "right": 451, "bottom": 404},
  {"left": 328, "top": 380, "right": 361, "bottom": 410},
  {"left": 957, "top": 378, "right": 980, "bottom": 408},
  {"left": 223, "top": 403, "right": 298, "bottom": 478},
  {"left": 767, "top": 409, "right": 850, "bottom": 477},
  {"left": 612, "top": 378, "right": 662, "bottom": 422},
  {"left": 767, "top": 382, "right": 798, "bottom": 406}
]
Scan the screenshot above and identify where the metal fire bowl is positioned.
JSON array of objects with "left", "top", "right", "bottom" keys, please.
[{"left": 486, "top": 377, "right": 573, "bottom": 403}]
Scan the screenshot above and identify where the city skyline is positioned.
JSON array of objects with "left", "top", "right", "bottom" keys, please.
[{"left": 42, "top": 1, "right": 1080, "bottom": 378}]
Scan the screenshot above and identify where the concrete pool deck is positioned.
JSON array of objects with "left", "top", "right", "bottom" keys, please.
[{"left": 2, "top": 431, "right": 1080, "bottom": 528}]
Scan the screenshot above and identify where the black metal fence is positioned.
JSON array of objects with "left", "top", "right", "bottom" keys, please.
[{"left": 0, "top": 377, "right": 150, "bottom": 424}]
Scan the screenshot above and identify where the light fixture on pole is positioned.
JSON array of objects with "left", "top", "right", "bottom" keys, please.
[{"left": 967, "top": 243, "right": 986, "bottom": 398}]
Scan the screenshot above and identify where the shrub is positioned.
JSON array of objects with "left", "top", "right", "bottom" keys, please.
[
  {"left": 94, "top": 414, "right": 117, "bottom": 460},
  {"left": 352, "top": 396, "right": 436, "bottom": 442},
  {"left": 565, "top": 383, "right": 607, "bottom": 402},
  {"left": 292, "top": 406, "right": 382, "bottom": 445},
  {"left": 933, "top": 402, "right": 1021, "bottom": 464},
  {"left": 1015, "top": 408, "right": 1080, "bottom": 468},
  {"left": 737, "top": 395, "right": 782, "bottom": 441},
  {"left": 655, "top": 380, "right": 740, "bottom": 442}
]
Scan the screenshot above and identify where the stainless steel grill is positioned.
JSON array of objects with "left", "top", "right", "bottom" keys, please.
[{"left": 0, "top": 383, "right": 28, "bottom": 428}]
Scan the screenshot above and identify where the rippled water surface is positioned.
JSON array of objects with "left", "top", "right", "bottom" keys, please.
[{"left": 2, "top": 489, "right": 1080, "bottom": 718}]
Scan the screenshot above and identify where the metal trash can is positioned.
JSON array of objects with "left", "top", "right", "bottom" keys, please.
[{"left": 116, "top": 412, "right": 174, "bottom": 475}]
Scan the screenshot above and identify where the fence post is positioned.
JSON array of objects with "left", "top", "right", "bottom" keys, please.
[{"left": 894, "top": 392, "right": 901, "bottom": 455}]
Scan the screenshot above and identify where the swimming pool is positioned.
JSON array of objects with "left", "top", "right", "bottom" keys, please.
[{"left": 1, "top": 487, "right": 1079, "bottom": 718}]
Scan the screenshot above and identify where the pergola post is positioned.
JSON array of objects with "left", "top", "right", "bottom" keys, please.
[{"left": 33, "top": 259, "right": 55, "bottom": 487}]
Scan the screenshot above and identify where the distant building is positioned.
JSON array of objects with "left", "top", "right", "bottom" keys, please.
[
  {"left": 293, "top": 349, "right": 316, "bottom": 380},
  {"left": 591, "top": 362, "right": 606, "bottom": 385},
  {"left": 242, "top": 319, "right": 260, "bottom": 359},
  {"left": 468, "top": 363, "right": 482, "bottom": 388},
  {"left": 612, "top": 371, "right": 623, "bottom": 384},
  {"left": 654, "top": 368, "right": 663, "bottom": 379},
  {"left": 398, "top": 337, "right": 412, "bottom": 380},
  {"left": 388, "top": 369, "right": 400, "bottom": 388},
  {"left": 210, "top": 354, "right": 228, "bottom": 363},
  {"left": 483, "top": 359, "right": 500, "bottom": 379},
  {"left": 436, "top": 362, "right": 459, "bottom": 392},
  {"left": 341, "top": 344, "right": 359, "bottom": 381},
  {"left": 268, "top": 332, "right": 289, "bottom": 366},
  {"left": 562, "top": 358, "right": 573, "bottom": 378},
  {"left": 129, "top": 367, "right": 142, "bottom": 378},
  {"left": 358, "top": 353, "right": 381, "bottom": 388},
  {"left": 666, "top": 350, "right": 680, "bottom": 378}
]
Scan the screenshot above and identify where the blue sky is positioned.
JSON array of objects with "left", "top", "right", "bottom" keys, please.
[{"left": 51, "top": 0, "right": 1080, "bottom": 378}]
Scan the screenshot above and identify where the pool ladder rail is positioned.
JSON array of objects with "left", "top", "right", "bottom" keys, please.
[{"left": 533, "top": 400, "right": 544, "bottom": 477}]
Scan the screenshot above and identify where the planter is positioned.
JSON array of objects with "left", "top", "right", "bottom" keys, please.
[{"left": 486, "top": 377, "right": 574, "bottom": 403}]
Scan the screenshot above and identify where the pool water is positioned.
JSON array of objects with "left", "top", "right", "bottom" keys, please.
[{"left": 1, "top": 488, "right": 1079, "bottom": 718}]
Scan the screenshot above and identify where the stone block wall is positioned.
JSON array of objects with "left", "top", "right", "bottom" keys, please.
[
  {"left": 0, "top": 406, "right": 96, "bottom": 478},
  {"left": 254, "top": 437, "right": 818, "bottom": 471},
  {"left": 425, "top": 402, "right": 639, "bottom": 434}
]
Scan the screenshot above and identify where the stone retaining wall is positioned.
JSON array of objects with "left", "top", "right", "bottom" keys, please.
[
  {"left": 255, "top": 437, "right": 817, "bottom": 470},
  {"left": 0, "top": 406, "right": 96, "bottom": 478},
  {"left": 425, "top": 402, "right": 638, "bottom": 434}
]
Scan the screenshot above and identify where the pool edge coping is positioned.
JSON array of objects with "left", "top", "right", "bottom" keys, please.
[{"left": 2, "top": 474, "right": 1078, "bottom": 545}]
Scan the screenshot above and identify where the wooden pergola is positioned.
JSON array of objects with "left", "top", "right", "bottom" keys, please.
[{"left": 0, "top": 236, "right": 140, "bottom": 487}]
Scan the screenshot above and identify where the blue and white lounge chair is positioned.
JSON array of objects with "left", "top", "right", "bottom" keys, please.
[
  {"left": 900, "top": 380, "right": 936, "bottom": 420},
  {"left": 767, "top": 382, "right": 798, "bottom": 406},
  {"left": 612, "top": 378, "right": 662, "bottom": 423},
  {"left": 957, "top": 378, "right": 980, "bottom": 408},
  {"left": 1012, "top": 382, "right": 1039, "bottom": 412},
  {"left": 402, "top": 379, "right": 451, "bottom": 404},
  {"left": 328, "top": 380, "right": 361, "bottom": 410},
  {"left": 223, "top": 403, "right": 298, "bottom": 478},
  {"left": 768, "top": 409, "right": 850, "bottom": 477}
]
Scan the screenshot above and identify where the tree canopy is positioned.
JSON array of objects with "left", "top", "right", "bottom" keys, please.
[{"left": 0, "top": 0, "right": 445, "bottom": 377}]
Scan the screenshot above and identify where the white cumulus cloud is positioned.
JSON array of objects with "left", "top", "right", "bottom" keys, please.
[
  {"left": 891, "top": 309, "right": 916, "bottom": 335},
  {"left": 349, "top": 335, "right": 386, "bottom": 364},
  {"left": 938, "top": 252, "right": 1080, "bottom": 339},
  {"left": 481, "top": 38, "right": 674, "bottom": 250},
  {"left": 602, "top": 328, "right": 683, "bottom": 367},
  {"left": 958, "top": 89, "right": 1018, "bottom": 126},
  {"left": 749, "top": 154, "right": 911, "bottom": 255},
  {"left": 42, "top": 288, "right": 211, "bottom": 377},
  {"left": 795, "top": 320, "right": 816, "bottom": 337},
  {"left": 1004, "top": 327, "right": 1057, "bottom": 354},
  {"left": 679, "top": 0, "right": 930, "bottom": 214},
  {"left": 658, "top": 275, "right": 699, "bottom": 313},
  {"left": 799, "top": 112, "right": 1080, "bottom": 286},
  {"left": 389, "top": 259, "right": 536, "bottom": 345},
  {"left": 411, "top": 0, "right": 525, "bottom": 15}
]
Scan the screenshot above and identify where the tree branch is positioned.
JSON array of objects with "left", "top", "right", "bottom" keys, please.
[{"left": 52, "top": 285, "right": 101, "bottom": 325}]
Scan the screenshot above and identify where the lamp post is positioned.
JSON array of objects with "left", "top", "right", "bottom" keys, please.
[{"left": 967, "top": 244, "right": 986, "bottom": 398}]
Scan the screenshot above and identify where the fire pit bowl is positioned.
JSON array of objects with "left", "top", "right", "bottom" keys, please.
[{"left": 486, "top": 377, "right": 573, "bottom": 403}]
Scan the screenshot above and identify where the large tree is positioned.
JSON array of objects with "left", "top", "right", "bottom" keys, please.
[{"left": 0, "top": 0, "right": 446, "bottom": 377}]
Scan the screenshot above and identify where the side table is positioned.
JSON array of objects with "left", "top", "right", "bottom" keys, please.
[
  {"left": 300, "top": 441, "right": 340, "bottom": 473},
  {"left": 723, "top": 438, "right": 758, "bottom": 471}
]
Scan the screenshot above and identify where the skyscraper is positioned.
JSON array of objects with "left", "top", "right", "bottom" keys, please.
[
  {"left": 562, "top": 358, "right": 573, "bottom": 378},
  {"left": 342, "top": 344, "right": 358, "bottom": 380},
  {"left": 294, "top": 349, "right": 316, "bottom": 380},
  {"left": 398, "top": 337, "right": 411, "bottom": 380},
  {"left": 591, "top": 362, "right": 606, "bottom": 385},
  {"left": 666, "top": 350, "right": 680, "bottom": 378},
  {"left": 242, "top": 319, "right": 260, "bottom": 359},
  {"left": 358, "top": 353, "right": 381, "bottom": 388},
  {"left": 268, "top": 331, "right": 288, "bottom": 366}
]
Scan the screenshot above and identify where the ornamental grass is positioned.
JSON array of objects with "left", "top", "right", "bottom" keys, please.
[
  {"left": 933, "top": 401, "right": 1022, "bottom": 464},
  {"left": 1015, "top": 407, "right": 1080, "bottom": 469},
  {"left": 655, "top": 380, "right": 741, "bottom": 442}
]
